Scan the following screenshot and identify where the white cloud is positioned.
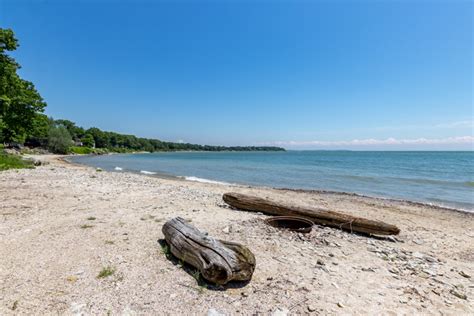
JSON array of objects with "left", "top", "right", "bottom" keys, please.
[{"left": 264, "top": 136, "right": 474, "bottom": 148}]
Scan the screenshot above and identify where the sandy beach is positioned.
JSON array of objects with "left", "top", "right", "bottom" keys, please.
[{"left": 1, "top": 155, "right": 473, "bottom": 315}]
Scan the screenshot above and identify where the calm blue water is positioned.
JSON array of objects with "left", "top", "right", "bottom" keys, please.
[{"left": 70, "top": 151, "right": 474, "bottom": 211}]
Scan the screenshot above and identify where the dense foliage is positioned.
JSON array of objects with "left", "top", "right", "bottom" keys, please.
[
  {"left": 47, "top": 124, "right": 73, "bottom": 154},
  {"left": 33, "top": 118, "right": 284, "bottom": 153},
  {"left": 0, "top": 28, "right": 284, "bottom": 154},
  {"left": 0, "top": 28, "right": 46, "bottom": 143}
]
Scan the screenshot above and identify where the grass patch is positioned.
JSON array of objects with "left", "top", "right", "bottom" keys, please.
[
  {"left": 0, "top": 151, "right": 34, "bottom": 171},
  {"left": 105, "top": 240, "right": 115, "bottom": 245},
  {"left": 97, "top": 266, "right": 115, "bottom": 278},
  {"left": 69, "top": 146, "right": 94, "bottom": 155},
  {"left": 80, "top": 224, "right": 94, "bottom": 229},
  {"left": 87, "top": 216, "right": 96, "bottom": 221},
  {"left": 160, "top": 243, "right": 171, "bottom": 256},
  {"left": 11, "top": 300, "right": 18, "bottom": 311}
]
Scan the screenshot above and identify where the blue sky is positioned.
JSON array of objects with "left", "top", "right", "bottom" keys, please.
[{"left": 1, "top": 0, "right": 473, "bottom": 150}]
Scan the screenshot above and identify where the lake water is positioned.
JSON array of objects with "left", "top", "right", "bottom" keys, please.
[{"left": 70, "top": 151, "right": 474, "bottom": 211}]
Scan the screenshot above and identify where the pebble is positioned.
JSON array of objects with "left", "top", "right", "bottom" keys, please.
[
  {"left": 207, "top": 308, "right": 225, "bottom": 316},
  {"left": 412, "top": 252, "right": 424, "bottom": 259},
  {"left": 450, "top": 289, "right": 467, "bottom": 300},
  {"left": 337, "top": 302, "right": 344, "bottom": 308},
  {"left": 272, "top": 307, "right": 289, "bottom": 316},
  {"left": 307, "top": 305, "right": 317, "bottom": 312},
  {"left": 459, "top": 271, "right": 471, "bottom": 278},
  {"left": 413, "top": 238, "right": 425, "bottom": 245},
  {"left": 317, "top": 259, "right": 325, "bottom": 266}
]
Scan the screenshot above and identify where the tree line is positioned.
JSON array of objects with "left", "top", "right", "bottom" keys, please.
[
  {"left": 0, "top": 28, "right": 284, "bottom": 154},
  {"left": 24, "top": 115, "right": 284, "bottom": 154}
]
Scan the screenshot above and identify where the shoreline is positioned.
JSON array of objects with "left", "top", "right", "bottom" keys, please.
[
  {"left": 63, "top": 154, "right": 474, "bottom": 214},
  {"left": 2, "top": 154, "right": 472, "bottom": 314}
]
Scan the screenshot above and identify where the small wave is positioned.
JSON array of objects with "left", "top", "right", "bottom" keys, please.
[
  {"left": 184, "top": 176, "right": 232, "bottom": 186},
  {"left": 140, "top": 170, "right": 157, "bottom": 175},
  {"left": 114, "top": 166, "right": 123, "bottom": 171}
]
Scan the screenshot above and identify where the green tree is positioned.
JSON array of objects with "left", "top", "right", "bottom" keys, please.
[
  {"left": 48, "top": 126, "right": 72, "bottom": 154},
  {"left": 81, "top": 133, "right": 95, "bottom": 148},
  {"left": 25, "top": 113, "right": 52, "bottom": 147},
  {"left": 55, "top": 119, "right": 85, "bottom": 141},
  {"left": 86, "top": 127, "right": 110, "bottom": 148},
  {"left": 0, "top": 28, "right": 46, "bottom": 143}
]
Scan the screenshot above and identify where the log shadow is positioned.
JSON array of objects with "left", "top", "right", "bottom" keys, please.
[{"left": 157, "top": 239, "right": 251, "bottom": 291}]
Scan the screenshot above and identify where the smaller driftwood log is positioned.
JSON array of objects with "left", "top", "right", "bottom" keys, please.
[
  {"left": 223, "top": 192, "right": 400, "bottom": 236},
  {"left": 162, "top": 217, "right": 256, "bottom": 285}
]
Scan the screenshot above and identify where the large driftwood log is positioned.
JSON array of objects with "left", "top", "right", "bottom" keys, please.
[
  {"left": 223, "top": 192, "right": 400, "bottom": 236},
  {"left": 162, "top": 217, "right": 256, "bottom": 285}
]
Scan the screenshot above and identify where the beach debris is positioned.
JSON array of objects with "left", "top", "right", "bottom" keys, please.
[
  {"left": 264, "top": 216, "right": 313, "bottom": 233},
  {"left": 222, "top": 192, "right": 400, "bottom": 236},
  {"left": 161, "top": 217, "right": 256, "bottom": 285}
]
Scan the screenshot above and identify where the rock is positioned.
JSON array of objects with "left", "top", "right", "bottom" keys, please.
[
  {"left": 222, "top": 226, "right": 231, "bottom": 234},
  {"left": 450, "top": 289, "right": 467, "bottom": 300},
  {"left": 422, "top": 269, "right": 437, "bottom": 276},
  {"left": 337, "top": 302, "right": 344, "bottom": 308},
  {"left": 459, "top": 271, "right": 471, "bottom": 278},
  {"left": 307, "top": 305, "right": 317, "bottom": 312},
  {"left": 207, "top": 308, "right": 226, "bottom": 316},
  {"left": 387, "top": 236, "right": 397, "bottom": 243},
  {"left": 317, "top": 259, "right": 325, "bottom": 266},
  {"left": 70, "top": 302, "right": 86, "bottom": 316},
  {"left": 272, "top": 307, "right": 289, "bottom": 316},
  {"left": 413, "top": 238, "right": 425, "bottom": 245},
  {"left": 412, "top": 252, "right": 424, "bottom": 259},
  {"left": 418, "top": 272, "right": 430, "bottom": 279},
  {"left": 388, "top": 267, "right": 400, "bottom": 275}
]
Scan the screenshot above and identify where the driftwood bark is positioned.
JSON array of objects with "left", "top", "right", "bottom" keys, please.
[
  {"left": 223, "top": 192, "right": 400, "bottom": 236},
  {"left": 162, "top": 217, "right": 256, "bottom": 285}
]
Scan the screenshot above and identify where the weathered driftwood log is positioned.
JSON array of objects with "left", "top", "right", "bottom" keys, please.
[
  {"left": 223, "top": 192, "right": 400, "bottom": 236},
  {"left": 162, "top": 217, "right": 256, "bottom": 285}
]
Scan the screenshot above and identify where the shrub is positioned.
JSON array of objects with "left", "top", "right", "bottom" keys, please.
[
  {"left": 70, "top": 146, "right": 93, "bottom": 155},
  {"left": 48, "top": 126, "right": 73, "bottom": 154}
]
